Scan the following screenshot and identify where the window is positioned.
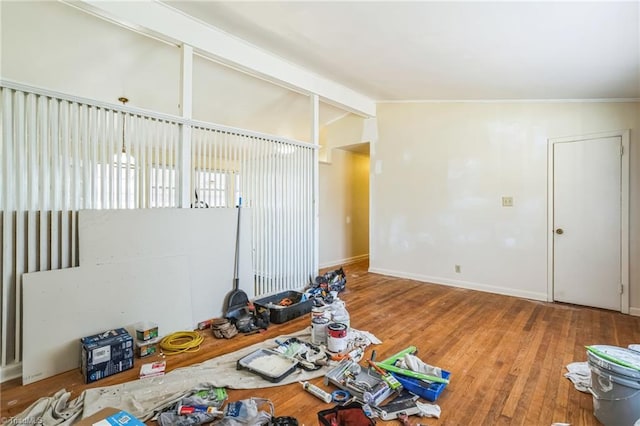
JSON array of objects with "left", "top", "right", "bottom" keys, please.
[
  {"left": 150, "top": 166, "right": 177, "bottom": 208},
  {"left": 95, "top": 160, "right": 137, "bottom": 209},
  {"left": 193, "top": 169, "right": 241, "bottom": 207}
]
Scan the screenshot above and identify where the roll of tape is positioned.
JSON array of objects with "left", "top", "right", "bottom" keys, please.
[{"left": 331, "top": 389, "right": 350, "bottom": 403}]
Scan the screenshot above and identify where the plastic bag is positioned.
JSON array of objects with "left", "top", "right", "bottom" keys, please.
[
  {"left": 216, "top": 398, "right": 274, "bottom": 426},
  {"left": 157, "top": 387, "right": 227, "bottom": 426}
]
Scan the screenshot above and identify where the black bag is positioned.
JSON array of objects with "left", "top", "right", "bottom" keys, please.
[{"left": 317, "top": 402, "right": 375, "bottom": 426}]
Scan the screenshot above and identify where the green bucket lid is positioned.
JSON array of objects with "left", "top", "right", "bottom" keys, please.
[{"left": 586, "top": 345, "right": 640, "bottom": 375}]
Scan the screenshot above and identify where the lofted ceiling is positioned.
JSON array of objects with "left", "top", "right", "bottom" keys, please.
[
  {"left": 2, "top": 1, "right": 638, "bottom": 143},
  {"left": 166, "top": 1, "right": 640, "bottom": 101}
]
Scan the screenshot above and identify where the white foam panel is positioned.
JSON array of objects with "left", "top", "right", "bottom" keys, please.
[{"left": 22, "top": 256, "right": 192, "bottom": 384}]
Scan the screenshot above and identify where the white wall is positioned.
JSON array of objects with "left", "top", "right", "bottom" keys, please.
[
  {"left": 319, "top": 149, "right": 370, "bottom": 268},
  {"left": 0, "top": 1, "right": 346, "bottom": 141},
  {"left": 371, "top": 102, "right": 640, "bottom": 309},
  {"left": 0, "top": 1, "right": 182, "bottom": 114},
  {"left": 319, "top": 114, "right": 366, "bottom": 161},
  {"left": 192, "top": 55, "right": 312, "bottom": 141}
]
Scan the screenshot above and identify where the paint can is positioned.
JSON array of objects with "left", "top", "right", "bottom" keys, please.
[
  {"left": 327, "top": 322, "right": 348, "bottom": 353},
  {"left": 311, "top": 306, "right": 331, "bottom": 321},
  {"left": 311, "top": 317, "right": 330, "bottom": 346}
]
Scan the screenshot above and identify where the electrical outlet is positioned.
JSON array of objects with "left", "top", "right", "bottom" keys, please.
[
  {"left": 455, "top": 264, "right": 461, "bottom": 273},
  {"left": 502, "top": 196, "right": 514, "bottom": 207}
]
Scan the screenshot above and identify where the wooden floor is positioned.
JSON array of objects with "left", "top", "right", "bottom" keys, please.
[{"left": 2, "top": 260, "right": 639, "bottom": 425}]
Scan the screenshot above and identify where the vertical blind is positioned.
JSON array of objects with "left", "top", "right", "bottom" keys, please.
[
  {"left": 0, "top": 82, "right": 317, "bottom": 379},
  {"left": 192, "top": 125, "right": 315, "bottom": 296}
]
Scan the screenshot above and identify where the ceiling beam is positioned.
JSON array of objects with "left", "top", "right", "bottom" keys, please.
[{"left": 65, "top": 0, "right": 377, "bottom": 117}]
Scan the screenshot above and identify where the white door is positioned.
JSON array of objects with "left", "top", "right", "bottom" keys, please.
[{"left": 552, "top": 136, "right": 622, "bottom": 310}]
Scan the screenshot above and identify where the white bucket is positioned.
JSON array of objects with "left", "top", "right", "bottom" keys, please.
[
  {"left": 587, "top": 346, "right": 640, "bottom": 379},
  {"left": 311, "top": 317, "right": 329, "bottom": 346},
  {"left": 589, "top": 361, "right": 640, "bottom": 426}
]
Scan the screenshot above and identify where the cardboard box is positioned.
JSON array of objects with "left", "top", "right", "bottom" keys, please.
[
  {"left": 81, "top": 328, "right": 134, "bottom": 383},
  {"left": 76, "top": 408, "right": 145, "bottom": 426},
  {"left": 139, "top": 360, "right": 166, "bottom": 379}
]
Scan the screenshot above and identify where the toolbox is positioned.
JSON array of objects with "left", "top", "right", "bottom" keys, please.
[{"left": 253, "top": 290, "right": 312, "bottom": 324}]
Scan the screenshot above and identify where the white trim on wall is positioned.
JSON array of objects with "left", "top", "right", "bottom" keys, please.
[
  {"left": 179, "top": 44, "right": 193, "bottom": 208},
  {"left": 369, "top": 267, "right": 548, "bottom": 302},
  {"left": 320, "top": 254, "right": 369, "bottom": 270},
  {"left": 0, "top": 363, "right": 21, "bottom": 383},
  {"left": 379, "top": 98, "right": 640, "bottom": 104},
  {"left": 311, "top": 94, "right": 320, "bottom": 275}
]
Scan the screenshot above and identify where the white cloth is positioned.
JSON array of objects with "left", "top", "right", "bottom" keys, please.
[
  {"left": 351, "top": 330, "right": 382, "bottom": 345},
  {"left": 564, "top": 362, "right": 591, "bottom": 393},
  {"left": 5, "top": 328, "right": 380, "bottom": 426},
  {"left": 415, "top": 401, "right": 441, "bottom": 418},
  {"left": 395, "top": 354, "right": 442, "bottom": 378},
  {"left": 2, "top": 390, "right": 85, "bottom": 426}
]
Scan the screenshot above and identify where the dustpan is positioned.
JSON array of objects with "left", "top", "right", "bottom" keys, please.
[{"left": 224, "top": 202, "right": 249, "bottom": 319}]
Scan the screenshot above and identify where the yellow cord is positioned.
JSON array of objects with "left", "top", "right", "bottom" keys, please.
[{"left": 159, "top": 331, "right": 204, "bottom": 355}]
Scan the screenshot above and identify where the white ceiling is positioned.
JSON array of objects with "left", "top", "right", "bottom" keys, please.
[{"left": 166, "top": 1, "right": 640, "bottom": 101}]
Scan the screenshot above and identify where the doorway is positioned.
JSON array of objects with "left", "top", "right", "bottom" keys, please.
[
  {"left": 318, "top": 142, "right": 370, "bottom": 268},
  {"left": 547, "top": 130, "right": 629, "bottom": 313}
]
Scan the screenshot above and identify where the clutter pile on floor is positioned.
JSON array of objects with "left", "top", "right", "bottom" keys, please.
[{"left": 7, "top": 267, "right": 453, "bottom": 426}]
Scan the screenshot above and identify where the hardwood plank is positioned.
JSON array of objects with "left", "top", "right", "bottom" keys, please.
[{"left": 3, "top": 259, "right": 639, "bottom": 425}]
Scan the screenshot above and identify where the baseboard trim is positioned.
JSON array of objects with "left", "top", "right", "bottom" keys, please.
[
  {"left": 320, "top": 254, "right": 369, "bottom": 270},
  {"left": 1, "top": 362, "right": 22, "bottom": 384},
  {"left": 629, "top": 307, "right": 640, "bottom": 317},
  {"left": 368, "top": 267, "right": 548, "bottom": 302}
]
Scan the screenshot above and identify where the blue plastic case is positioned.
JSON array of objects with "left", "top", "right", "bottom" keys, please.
[{"left": 391, "top": 370, "right": 451, "bottom": 401}]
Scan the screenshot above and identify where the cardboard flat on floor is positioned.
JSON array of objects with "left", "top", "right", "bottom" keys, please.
[
  {"left": 77, "top": 208, "right": 254, "bottom": 325},
  {"left": 22, "top": 256, "right": 192, "bottom": 384},
  {"left": 76, "top": 407, "right": 120, "bottom": 426},
  {"left": 76, "top": 407, "right": 145, "bottom": 426}
]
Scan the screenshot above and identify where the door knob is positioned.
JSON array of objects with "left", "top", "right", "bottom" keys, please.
[{"left": 555, "top": 228, "right": 564, "bottom": 235}]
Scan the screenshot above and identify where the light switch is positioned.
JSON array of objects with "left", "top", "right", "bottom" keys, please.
[{"left": 502, "top": 196, "right": 514, "bottom": 207}]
